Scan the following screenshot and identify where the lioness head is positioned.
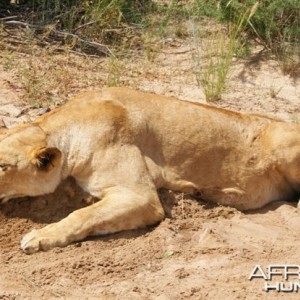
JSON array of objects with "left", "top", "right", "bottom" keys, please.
[{"left": 0, "top": 125, "right": 62, "bottom": 202}]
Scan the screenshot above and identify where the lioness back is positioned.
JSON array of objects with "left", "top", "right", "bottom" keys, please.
[
  {"left": 0, "top": 87, "right": 299, "bottom": 253},
  {"left": 36, "top": 87, "right": 286, "bottom": 210}
]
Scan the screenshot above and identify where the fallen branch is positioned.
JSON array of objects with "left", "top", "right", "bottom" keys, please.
[
  {"left": 0, "top": 16, "right": 18, "bottom": 21},
  {"left": 2, "top": 20, "right": 114, "bottom": 57},
  {"left": 73, "top": 21, "right": 97, "bottom": 33},
  {"left": 162, "top": 48, "right": 195, "bottom": 55}
]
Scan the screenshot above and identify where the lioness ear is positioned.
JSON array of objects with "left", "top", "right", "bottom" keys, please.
[{"left": 32, "top": 147, "right": 61, "bottom": 171}]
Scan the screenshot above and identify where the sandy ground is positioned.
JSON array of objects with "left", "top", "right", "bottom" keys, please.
[{"left": 0, "top": 36, "right": 300, "bottom": 299}]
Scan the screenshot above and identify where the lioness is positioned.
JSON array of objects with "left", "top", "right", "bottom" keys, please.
[{"left": 0, "top": 87, "right": 299, "bottom": 253}]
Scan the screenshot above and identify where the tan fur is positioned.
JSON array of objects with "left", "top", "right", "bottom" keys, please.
[{"left": 0, "top": 87, "right": 299, "bottom": 253}]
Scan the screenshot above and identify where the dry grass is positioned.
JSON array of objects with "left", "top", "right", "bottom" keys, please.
[
  {"left": 0, "top": 49, "right": 108, "bottom": 106},
  {"left": 1, "top": 0, "right": 299, "bottom": 107},
  {"left": 192, "top": 26, "right": 233, "bottom": 101}
]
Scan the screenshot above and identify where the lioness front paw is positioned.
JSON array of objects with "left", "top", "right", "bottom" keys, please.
[{"left": 20, "top": 229, "right": 64, "bottom": 254}]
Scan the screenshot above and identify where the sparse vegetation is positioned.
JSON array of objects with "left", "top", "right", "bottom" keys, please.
[
  {"left": 206, "top": 0, "right": 300, "bottom": 75},
  {"left": 192, "top": 26, "right": 232, "bottom": 101},
  {"left": 269, "top": 85, "right": 283, "bottom": 99},
  {"left": 9, "top": 50, "right": 106, "bottom": 104},
  {"left": 0, "top": 0, "right": 154, "bottom": 56},
  {"left": 107, "top": 56, "right": 123, "bottom": 87},
  {"left": 191, "top": 2, "right": 258, "bottom": 101},
  {"left": 0, "top": 0, "right": 300, "bottom": 103}
]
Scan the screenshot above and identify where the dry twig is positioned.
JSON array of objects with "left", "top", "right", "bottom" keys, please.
[{"left": 1, "top": 20, "right": 114, "bottom": 57}]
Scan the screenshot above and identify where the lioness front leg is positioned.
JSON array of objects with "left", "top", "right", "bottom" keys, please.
[{"left": 21, "top": 186, "right": 164, "bottom": 254}]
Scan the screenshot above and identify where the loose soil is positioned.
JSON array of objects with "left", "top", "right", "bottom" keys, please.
[{"left": 0, "top": 36, "right": 300, "bottom": 300}]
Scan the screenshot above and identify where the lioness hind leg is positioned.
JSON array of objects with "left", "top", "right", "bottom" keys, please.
[{"left": 20, "top": 186, "right": 165, "bottom": 254}]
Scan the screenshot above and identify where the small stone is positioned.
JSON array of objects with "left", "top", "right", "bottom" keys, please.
[
  {"left": 1, "top": 115, "right": 31, "bottom": 128},
  {"left": 1, "top": 116, "right": 20, "bottom": 128},
  {"left": 0, "top": 104, "right": 22, "bottom": 118}
]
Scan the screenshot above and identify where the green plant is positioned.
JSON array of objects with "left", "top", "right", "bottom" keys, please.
[
  {"left": 157, "top": 0, "right": 177, "bottom": 37},
  {"left": 107, "top": 56, "right": 122, "bottom": 86},
  {"left": 192, "top": 0, "right": 222, "bottom": 19},
  {"left": 192, "top": 2, "right": 258, "bottom": 101},
  {"left": 219, "top": 0, "right": 300, "bottom": 74},
  {"left": 19, "top": 58, "right": 47, "bottom": 102},
  {"left": 17, "top": 0, "right": 153, "bottom": 42},
  {"left": 193, "top": 29, "right": 231, "bottom": 101},
  {"left": 269, "top": 86, "right": 283, "bottom": 99},
  {"left": 2, "top": 51, "right": 16, "bottom": 71}
]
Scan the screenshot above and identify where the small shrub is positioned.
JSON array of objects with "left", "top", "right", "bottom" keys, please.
[
  {"left": 219, "top": 0, "right": 300, "bottom": 74},
  {"left": 192, "top": 2, "right": 258, "bottom": 101},
  {"left": 9, "top": 0, "right": 154, "bottom": 45}
]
